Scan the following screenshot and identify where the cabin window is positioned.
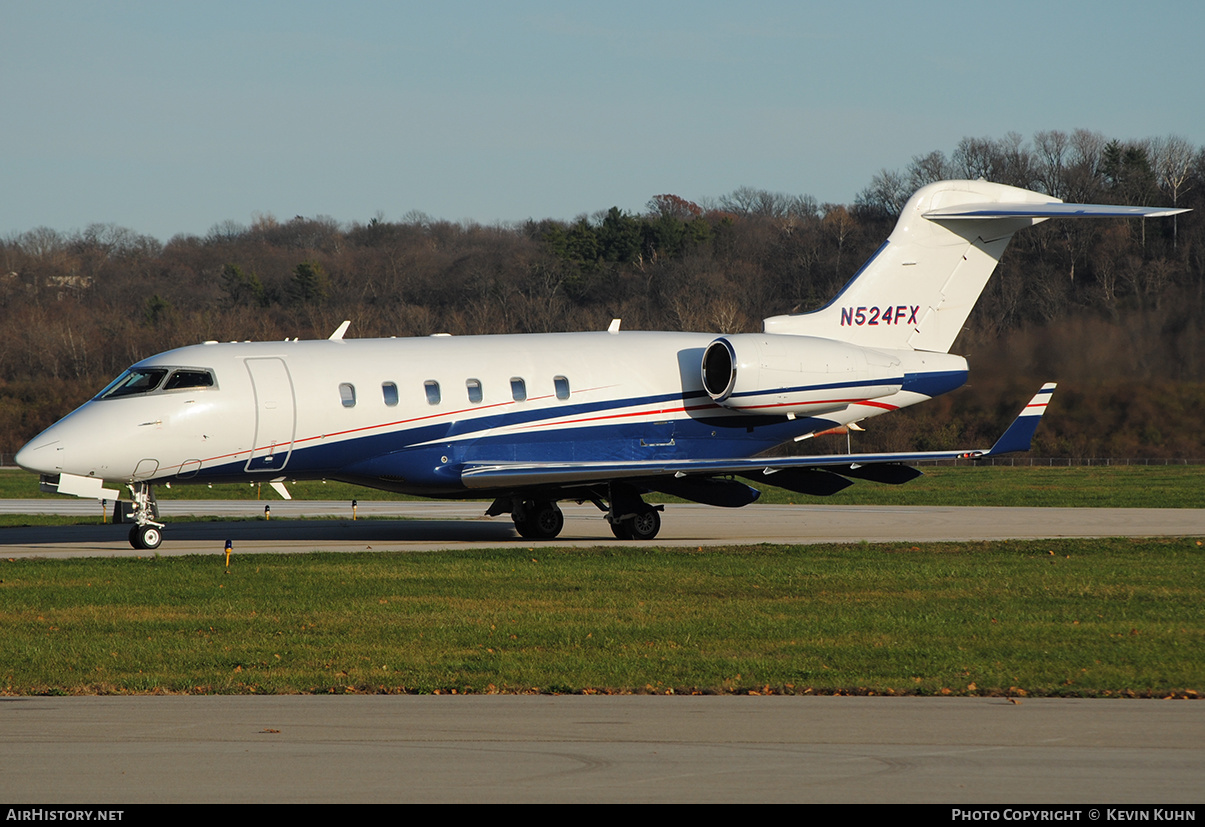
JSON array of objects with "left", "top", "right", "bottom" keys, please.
[
  {"left": 554, "top": 375, "right": 570, "bottom": 400},
  {"left": 510, "top": 377, "right": 526, "bottom": 402},
  {"left": 382, "top": 382, "right": 398, "bottom": 406},
  {"left": 424, "top": 380, "right": 441, "bottom": 405},
  {"left": 466, "top": 378, "right": 483, "bottom": 404},
  {"left": 164, "top": 369, "right": 215, "bottom": 391},
  {"left": 339, "top": 383, "right": 356, "bottom": 408}
]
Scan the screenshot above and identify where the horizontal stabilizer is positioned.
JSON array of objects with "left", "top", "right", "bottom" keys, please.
[{"left": 924, "top": 203, "right": 1189, "bottom": 220}]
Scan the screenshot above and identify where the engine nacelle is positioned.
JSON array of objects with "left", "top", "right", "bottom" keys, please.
[{"left": 700, "top": 333, "right": 906, "bottom": 416}]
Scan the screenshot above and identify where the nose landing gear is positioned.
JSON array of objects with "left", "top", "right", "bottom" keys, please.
[{"left": 126, "top": 482, "right": 164, "bottom": 550}]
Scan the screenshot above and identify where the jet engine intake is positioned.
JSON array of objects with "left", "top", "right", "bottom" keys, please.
[{"left": 700, "top": 333, "right": 905, "bottom": 417}]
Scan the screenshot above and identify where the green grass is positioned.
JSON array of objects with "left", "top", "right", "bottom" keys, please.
[
  {"left": 2, "top": 538, "right": 1201, "bottom": 697},
  {"left": 752, "top": 463, "right": 1205, "bottom": 508},
  {"left": 2, "top": 465, "right": 1203, "bottom": 508}
]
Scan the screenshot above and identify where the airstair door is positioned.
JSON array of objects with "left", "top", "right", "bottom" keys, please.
[{"left": 244, "top": 357, "right": 296, "bottom": 472}]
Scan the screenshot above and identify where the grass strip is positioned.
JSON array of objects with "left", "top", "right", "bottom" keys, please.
[{"left": 2, "top": 538, "right": 1201, "bottom": 697}]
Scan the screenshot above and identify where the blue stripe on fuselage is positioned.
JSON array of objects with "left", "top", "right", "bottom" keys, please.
[
  {"left": 178, "top": 368, "right": 964, "bottom": 491},
  {"left": 902, "top": 369, "right": 967, "bottom": 398},
  {"left": 192, "top": 410, "right": 838, "bottom": 493}
]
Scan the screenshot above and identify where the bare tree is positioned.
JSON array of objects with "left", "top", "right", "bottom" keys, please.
[
  {"left": 1033, "top": 129, "right": 1069, "bottom": 198},
  {"left": 854, "top": 168, "right": 908, "bottom": 217},
  {"left": 1065, "top": 129, "right": 1108, "bottom": 203},
  {"left": 953, "top": 136, "right": 1000, "bottom": 180},
  {"left": 1149, "top": 134, "right": 1196, "bottom": 247},
  {"left": 996, "top": 131, "right": 1036, "bottom": 189},
  {"left": 907, "top": 150, "right": 952, "bottom": 190}
]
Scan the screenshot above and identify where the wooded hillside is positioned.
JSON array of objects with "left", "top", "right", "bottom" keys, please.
[{"left": 3, "top": 130, "right": 1202, "bottom": 459}]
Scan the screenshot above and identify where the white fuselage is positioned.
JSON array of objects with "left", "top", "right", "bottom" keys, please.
[{"left": 15, "top": 330, "right": 966, "bottom": 497}]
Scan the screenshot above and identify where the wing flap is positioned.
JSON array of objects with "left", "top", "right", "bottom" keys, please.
[{"left": 460, "top": 448, "right": 983, "bottom": 489}]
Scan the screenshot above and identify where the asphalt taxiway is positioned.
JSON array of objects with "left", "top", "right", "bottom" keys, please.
[
  {"left": 2, "top": 500, "right": 1203, "bottom": 557},
  {"left": 2, "top": 695, "right": 1202, "bottom": 803}
]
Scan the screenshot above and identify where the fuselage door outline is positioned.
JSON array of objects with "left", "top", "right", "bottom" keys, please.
[{"left": 244, "top": 357, "right": 296, "bottom": 473}]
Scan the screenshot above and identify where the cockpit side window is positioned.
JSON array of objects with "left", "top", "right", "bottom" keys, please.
[
  {"left": 96, "top": 368, "right": 169, "bottom": 399},
  {"left": 164, "top": 369, "right": 216, "bottom": 391}
]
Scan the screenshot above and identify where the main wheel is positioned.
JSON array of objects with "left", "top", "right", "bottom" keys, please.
[
  {"left": 513, "top": 502, "right": 564, "bottom": 539},
  {"left": 627, "top": 508, "right": 661, "bottom": 541},
  {"left": 610, "top": 508, "right": 661, "bottom": 541},
  {"left": 609, "top": 519, "right": 632, "bottom": 540},
  {"left": 129, "top": 524, "right": 163, "bottom": 550}
]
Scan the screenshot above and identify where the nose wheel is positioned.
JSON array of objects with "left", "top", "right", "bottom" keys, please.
[{"left": 129, "top": 524, "right": 163, "bottom": 550}]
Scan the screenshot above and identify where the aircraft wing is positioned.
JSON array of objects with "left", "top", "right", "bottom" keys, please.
[{"left": 460, "top": 384, "right": 1056, "bottom": 490}]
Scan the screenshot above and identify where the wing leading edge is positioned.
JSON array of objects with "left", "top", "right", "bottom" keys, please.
[{"left": 460, "top": 384, "right": 1056, "bottom": 491}]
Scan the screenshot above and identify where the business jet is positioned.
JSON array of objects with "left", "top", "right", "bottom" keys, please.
[{"left": 15, "top": 180, "right": 1186, "bottom": 550}]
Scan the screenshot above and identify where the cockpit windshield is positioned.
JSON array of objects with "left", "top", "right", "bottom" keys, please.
[
  {"left": 95, "top": 367, "right": 216, "bottom": 399},
  {"left": 96, "top": 368, "right": 169, "bottom": 399}
]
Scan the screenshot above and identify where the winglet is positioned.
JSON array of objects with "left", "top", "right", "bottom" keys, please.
[
  {"left": 984, "top": 383, "right": 1056, "bottom": 457},
  {"left": 329, "top": 320, "right": 351, "bottom": 340}
]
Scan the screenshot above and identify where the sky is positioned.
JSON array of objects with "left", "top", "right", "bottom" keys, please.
[{"left": 3, "top": 0, "right": 1204, "bottom": 241}]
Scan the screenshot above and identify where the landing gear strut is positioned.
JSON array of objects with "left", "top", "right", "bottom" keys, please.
[{"left": 126, "top": 482, "right": 164, "bottom": 550}]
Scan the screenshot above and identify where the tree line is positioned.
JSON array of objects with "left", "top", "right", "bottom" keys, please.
[{"left": 2, "top": 129, "right": 1202, "bottom": 459}]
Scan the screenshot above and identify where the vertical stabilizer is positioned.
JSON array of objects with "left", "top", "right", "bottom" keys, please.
[{"left": 764, "top": 180, "right": 1057, "bottom": 353}]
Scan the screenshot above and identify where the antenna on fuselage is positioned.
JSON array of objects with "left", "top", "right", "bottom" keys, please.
[{"left": 329, "top": 320, "right": 351, "bottom": 340}]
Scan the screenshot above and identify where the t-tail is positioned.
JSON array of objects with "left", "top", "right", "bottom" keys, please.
[{"left": 763, "top": 180, "right": 1188, "bottom": 353}]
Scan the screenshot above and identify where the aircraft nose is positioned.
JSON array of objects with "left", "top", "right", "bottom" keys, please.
[{"left": 15, "top": 437, "right": 62, "bottom": 476}]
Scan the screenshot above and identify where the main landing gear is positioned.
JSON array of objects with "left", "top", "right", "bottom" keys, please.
[
  {"left": 510, "top": 499, "right": 565, "bottom": 540},
  {"left": 606, "top": 482, "right": 663, "bottom": 540},
  {"left": 488, "top": 483, "right": 664, "bottom": 541},
  {"left": 608, "top": 506, "right": 661, "bottom": 541},
  {"left": 126, "top": 482, "right": 164, "bottom": 550}
]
